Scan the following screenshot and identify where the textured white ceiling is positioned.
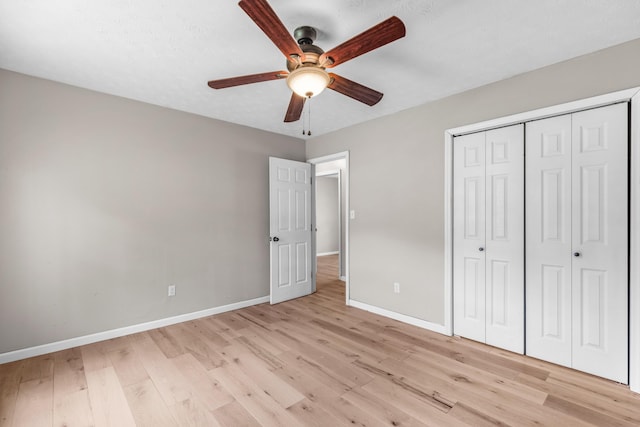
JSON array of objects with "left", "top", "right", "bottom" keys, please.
[{"left": 2, "top": 0, "right": 640, "bottom": 139}]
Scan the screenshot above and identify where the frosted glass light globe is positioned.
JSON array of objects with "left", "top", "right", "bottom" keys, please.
[{"left": 286, "top": 67, "right": 330, "bottom": 98}]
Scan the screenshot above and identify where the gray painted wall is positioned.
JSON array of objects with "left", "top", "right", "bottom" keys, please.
[
  {"left": 306, "top": 37, "right": 640, "bottom": 326},
  {"left": 316, "top": 159, "right": 347, "bottom": 276},
  {"left": 316, "top": 176, "right": 339, "bottom": 254},
  {"left": 0, "top": 69, "right": 304, "bottom": 354}
]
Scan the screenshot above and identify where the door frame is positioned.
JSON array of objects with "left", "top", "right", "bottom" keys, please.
[
  {"left": 444, "top": 86, "right": 640, "bottom": 393},
  {"left": 308, "top": 151, "right": 350, "bottom": 304},
  {"left": 315, "top": 169, "right": 343, "bottom": 278}
]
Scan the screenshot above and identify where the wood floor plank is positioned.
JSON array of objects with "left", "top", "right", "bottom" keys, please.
[
  {"left": 221, "top": 351, "right": 305, "bottom": 409},
  {"left": 212, "top": 401, "right": 261, "bottom": 427},
  {"left": 166, "top": 321, "right": 226, "bottom": 370},
  {"left": 362, "top": 377, "right": 458, "bottom": 426},
  {"left": 169, "top": 397, "right": 223, "bottom": 427},
  {"left": 53, "top": 388, "right": 94, "bottom": 427},
  {"left": 80, "top": 341, "right": 114, "bottom": 373},
  {"left": 148, "top": 326, "right": 187, "bottom": 359},
  {"left": 171, "top": 352, "right": 234, "bottom": 411},
  {"left": 130, "top": 333, "right": 193, "bottom": 405},
  {"left": 517, "top": 370, "right": 640, "bottom": 424},
  {"left": 210, "top": 362, "right": 301, "bottom": 427},
  {"left": 202, "top": 316, "right": 243, "bottom": 341},
  {"left": 0, "top": 360, "right": 23, "bottom": 426},
  {"left": 342, "top": 386, "right": 430, "bottom": 427},
  {"left": 286, "top": 397, "right": 344, "bottom": 427},
  {"left": 19, "top": 354, "right": 54, "bottom": 383},
  {"left": 12, "top": 378, "right": 53, "bottom": 427},
  {"left": 108, "top": 341, "right": 150, "bottom": 387},
  {"left": 123, "top": 378, "right": 178, "bottom": 427},
  {"left": 52, "top": 347, "right": 94, "bottom": 426},
  {"left": 85, "top": 366, "right": 136, "bottom": 427},
  {"left": 231, "top": 334, "right": 285, "bottom": 370},
  {"left": 544, "top": 394, "right": 639, "bottom": 427},
  {"left": 53, "top": 347, "right": 88, "bottom": 396},
  {"left": 2, "top": 255, "right": 639, "bottom": 426},
  {"left": 448, "top": 401, "right": 509, "bottom": 427},
  {"left": 378, "top": 355, "right": 580, "bottom": 426},
  {"left": 405, "top": 349, "right": 548, "bottom": 405},
  {"left": 184, "top": 318, "right": 230, "bottom": 349},
  {"left": 216, "top": 312, "right": 255, "bottom": 331}
]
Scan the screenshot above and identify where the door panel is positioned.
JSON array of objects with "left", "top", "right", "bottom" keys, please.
[
  {"left": 484, "top": 125, "right": 524, "bottom": 353},
  {"left": 526, "top": 104, "right": 628, "bottom": 383},
  {"left": 571, "top": 103, "right": 628, "bottom": 383},
  {"left": 541, "top": 264, "right": 566, "bottom": 339},
  {"left": 526, "top": 114, "right": 573, "bottom": 367},
  {"left": 464, "top": 177, "right": 483, "bottom": 239},
  {"left": 541, "top": 169, "right": 565, "bottom": 241},
  {"left": 454, "top": 125, "right": 524, "bottom": 353},
  {"left": 463, "top": 256, "right": 483, "bottom": 320},
  {"left": 488, "top": 260, "right": 509, "bottom": 326},
  {"left": 454, "top": 132, "right": 486, "bottom": 343},
  {"left": 270, "top": 157, "right": 313, "bottom": 304}
]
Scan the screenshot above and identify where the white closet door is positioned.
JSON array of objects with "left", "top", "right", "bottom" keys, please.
[
  {"left": 526, "top": 103, "right": 628, "bottom": 383},
  {"left": 453, "top": 131, "right": 486, "bottom": 343},
  {"left": 454, "top": 124, "right": 524, "bottom": 352},
  {"left": 485, "top": 125, "right": 524, "bottom": 353},
  {"left": 571, "top": 103, "right": 628, "bottom": 383},
  {"left": 526, "top": 114, "right": 573, "bottom": 367}
]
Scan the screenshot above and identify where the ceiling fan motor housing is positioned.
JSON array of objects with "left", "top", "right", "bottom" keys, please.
[
  {"left": 294, "top": 26, "right": 317, "bottom": 45},
  {"left": 287, "top": 26, "right": 325, "bottom": 71}
]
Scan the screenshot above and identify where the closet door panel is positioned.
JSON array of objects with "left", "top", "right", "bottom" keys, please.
[
  {"left": 453, "top": 132, "right": 486, "bottom": 343},
  {"left": 571, "top": 103, "right": 628, "bottom": 383},
  {"left": 485, "top": 125, "right": 524, "bottom": 353},
  {"left": 526, "top": 114, "right": 573, "bottom": 367}
]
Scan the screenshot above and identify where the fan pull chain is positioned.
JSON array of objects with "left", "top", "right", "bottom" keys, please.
[
  {"left": 300, "top": 102, "right": 307, "bottom": 135},
  {"left": 301, "top": 97, "right": 307, "bottom": 135},
  {"left": 307, "top": 96, "right": 312, "bottom": 136},
  {"left": 301, "top": 96, "right": 312, "bottom": 136}
]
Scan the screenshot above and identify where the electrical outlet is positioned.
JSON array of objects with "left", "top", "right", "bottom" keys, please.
[
  {"left": 393, "top": 282, "right": 400, "bottom": 294},
  {"left": 168, "top": 285, "right": 176, "bottom": 297},
  {"left": 350, "top": 210, "right": 356, "bottom": 219}
]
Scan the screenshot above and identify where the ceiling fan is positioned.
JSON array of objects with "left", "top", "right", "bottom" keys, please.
[{"left": 207, "top": 0, "right": 406, "bottom": 123}]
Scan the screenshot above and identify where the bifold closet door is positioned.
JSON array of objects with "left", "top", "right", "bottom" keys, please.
[
  {"left": 526, "top": 103, "right": 628, "bottom": 383},
  {"left": 453, "top": 124, "right": 524, "bottom": 354}
]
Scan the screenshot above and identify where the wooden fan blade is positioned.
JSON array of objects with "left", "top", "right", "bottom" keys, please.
[
  {"left": 208, "top": 70, "right": 287, "bottom": 89},
  {"left": 239, "top": 0, "right": 305, "bottom": 61},
  {"left": 320, "top": 16, "right": 405, "bottom": 68},
  {"left": 284, "top": 93, "right": 305, "bottom": 122},
  {"left": 328, "top": 73, "right": 383, "bottom": 106}
]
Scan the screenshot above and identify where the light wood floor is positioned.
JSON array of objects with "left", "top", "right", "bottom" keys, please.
[{"left": 1, "top": 254, "right": 639, "bottom": 426}]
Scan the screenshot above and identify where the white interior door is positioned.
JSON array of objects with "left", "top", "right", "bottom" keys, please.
[
  {"left": 269, "top": 157, "right": 313, "bottom": 304},
  {"left": 526, "top": 114, "right": 573, "bottom": 367},
  {"left": 453, "top": 125, "right": 524, "bottom": 353},
  {"left": 453, "top": 131, "right": 487, "bottom": 343},
  {"left": 570, "top": 103, "right": 628, "bottom": 383},
  {"left": 526, "top": 103, "right": 628, "bottom": 383},
  {"left": 484, "top": 125, "right": 524, "bottom": 353}
]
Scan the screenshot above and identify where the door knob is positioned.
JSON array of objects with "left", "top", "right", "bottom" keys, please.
[
  {"left": 573, "top": 252, "right": 581, "bottom": 257},
  {"left": 272, "top": 237, "right": 280, "bottom": 242},
  {"left": 479, "top": 247, "right": 484, "bottom": 252}
]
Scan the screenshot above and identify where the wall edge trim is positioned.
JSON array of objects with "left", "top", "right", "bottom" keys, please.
[
  {"left": 348, "top": 299, "right": 448, "bottom": 335},
  {"left": 0, "top": 295, "right": 270, "bottom": 364}
]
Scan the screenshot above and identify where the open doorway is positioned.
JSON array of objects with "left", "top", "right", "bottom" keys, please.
[{"left": 308, "top": 152, "right": 349, "bottom": 303}]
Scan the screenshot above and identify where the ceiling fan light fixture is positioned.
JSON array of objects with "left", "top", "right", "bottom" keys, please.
[{"left": 286, "top": 67, "right": 330, "bottom": 98}]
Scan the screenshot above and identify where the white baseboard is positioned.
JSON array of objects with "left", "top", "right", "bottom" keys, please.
[
  {"left": 0, "top": 295, "right": 270, "bottom": 364},
  {"left": 348, "top": 299, "right": 449, "bottom": 335},
  {"left": 339, "top": 276, "right": 346, "bottom": 281},
  {"left": 317, "top": 251, "right": 339, "bottom": 257}
]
